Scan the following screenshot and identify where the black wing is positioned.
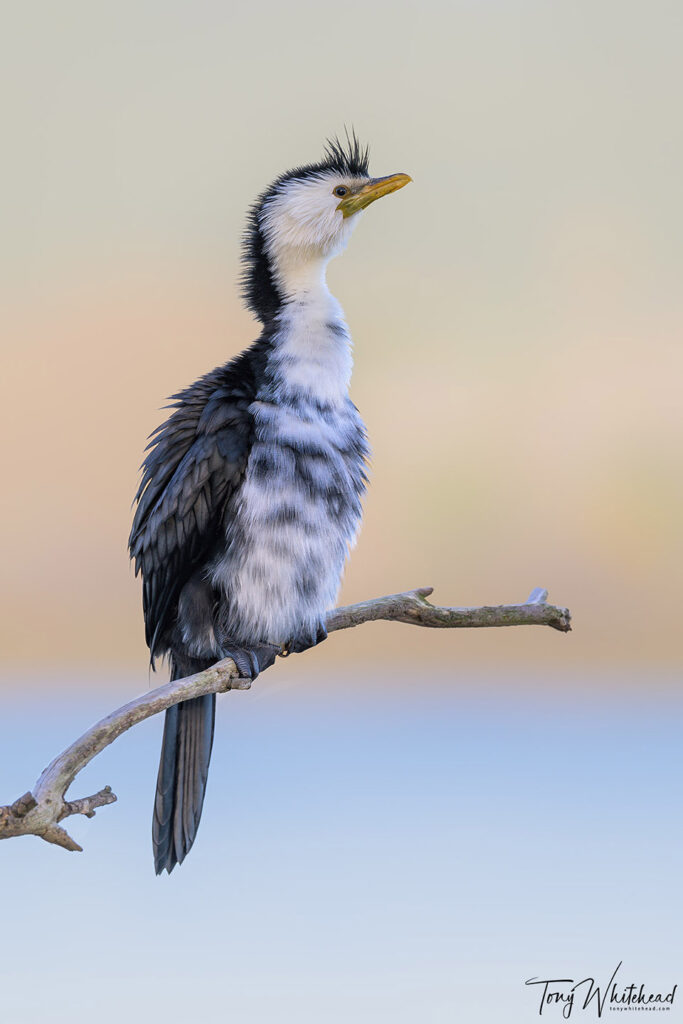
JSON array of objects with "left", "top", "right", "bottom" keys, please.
[{"left": 129, "top": 363, "right": 255, "bottom": 661}]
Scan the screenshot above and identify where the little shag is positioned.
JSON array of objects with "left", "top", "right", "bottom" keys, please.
[{"left": 129, "top": 135, "right": 411, "bottom": 874}]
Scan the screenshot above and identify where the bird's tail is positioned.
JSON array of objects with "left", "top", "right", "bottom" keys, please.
[{"left": 153, "top": 655, "right": 216, "bottom": 875}]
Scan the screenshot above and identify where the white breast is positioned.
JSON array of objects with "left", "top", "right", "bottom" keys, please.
[{"left": 212, "top": 296, "right": 368, "bottom": 647}]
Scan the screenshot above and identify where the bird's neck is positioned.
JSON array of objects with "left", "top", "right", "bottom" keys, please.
[
  {"left": 272, "top": 248, "right": 331, "bottom": 302},
  {"left": 265, "top": 260, "right": 353, "bottom": 408}
]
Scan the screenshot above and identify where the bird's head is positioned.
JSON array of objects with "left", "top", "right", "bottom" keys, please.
[{"left": 242, "top": 134, "right": 411, "bottom": 320}]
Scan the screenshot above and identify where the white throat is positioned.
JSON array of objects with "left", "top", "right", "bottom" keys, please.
[{"left": 273, "top": 249, "right": 331, "bottom": 302}]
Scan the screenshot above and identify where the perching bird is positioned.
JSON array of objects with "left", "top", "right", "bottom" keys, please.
[{"left": 129, "top": 135, "right": 411, "bottom": 874}]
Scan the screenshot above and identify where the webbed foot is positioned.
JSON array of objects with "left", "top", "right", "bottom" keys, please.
[{"left": 221, "top": 643, "right": 280, "bottom": 679}]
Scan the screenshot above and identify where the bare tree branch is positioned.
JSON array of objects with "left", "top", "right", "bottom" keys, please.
[
  {"left": 0, "top": 586, "right": 570, "bottom": 852},
  {"left": 327, "top": 585, "right": 571, "bottom": 633}
]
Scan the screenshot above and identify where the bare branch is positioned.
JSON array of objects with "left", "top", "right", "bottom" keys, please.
[
  {"left": 0, "top": 585, "right": 570, "bottom": 852},
  {"left": 327, "top": 586, "right": 571, "bottom": 633}
]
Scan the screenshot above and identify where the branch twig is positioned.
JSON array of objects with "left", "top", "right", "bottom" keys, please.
[{"left": 0, "top": 586, "right": 570, "bottom": 852}]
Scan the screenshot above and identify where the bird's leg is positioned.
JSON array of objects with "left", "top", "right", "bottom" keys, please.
[{"left": 280, "top": 619, "right": 328, "bottom": 657}]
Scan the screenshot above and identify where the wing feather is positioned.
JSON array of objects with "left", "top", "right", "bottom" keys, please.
[{"left": 129, "top": 368, "right": 254, "bottom": 661}]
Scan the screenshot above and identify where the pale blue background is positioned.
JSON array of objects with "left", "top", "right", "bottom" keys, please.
[{"left": 1, "top": 669, "right": 681, "bottom": 1022}]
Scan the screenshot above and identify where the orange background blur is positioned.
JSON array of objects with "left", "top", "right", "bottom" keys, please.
[{"left": 1, "top": 0, "right": 681, "bottom": 673}]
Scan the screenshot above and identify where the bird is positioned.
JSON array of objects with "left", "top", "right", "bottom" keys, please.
[{"left": 129, "top": 134, "right": 411, "bottom": 874}]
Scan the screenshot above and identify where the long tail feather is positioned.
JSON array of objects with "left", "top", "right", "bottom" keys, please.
[
  {"left": 153, "top": 690, "right": 216, "bottom": 875},
  {"left": 152, "top": 643, "right": 277, "bottom": 874}
]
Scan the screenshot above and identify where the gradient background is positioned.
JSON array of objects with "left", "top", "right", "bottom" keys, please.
[{"left": 1, "top": 1, "right": 681, "bottom": 1021}]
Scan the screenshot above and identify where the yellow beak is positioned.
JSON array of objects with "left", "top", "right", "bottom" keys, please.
[{"left": 336, "top": 172, "right": 412, "bottom": 218}]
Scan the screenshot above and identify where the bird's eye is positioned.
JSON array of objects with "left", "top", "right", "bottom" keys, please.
[{"left": 334, "top": 186, "right": 348, "bottom": 198}]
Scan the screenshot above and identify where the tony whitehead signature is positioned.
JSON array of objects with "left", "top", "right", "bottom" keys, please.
[{"left": 525, "top": 962, "right": 677, "bottom": 1018}]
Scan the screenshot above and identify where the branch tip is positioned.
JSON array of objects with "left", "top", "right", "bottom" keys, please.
[
  {"left": 42, "top": 825, "right": 83, "bottom": 853},
  {"left": 60, "top": 787, "right": 118, "bottom": 822}
]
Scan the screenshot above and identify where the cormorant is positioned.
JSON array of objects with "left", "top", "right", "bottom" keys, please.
[{"left": 129, "top": 135, "right": 411, "bottom": 874}]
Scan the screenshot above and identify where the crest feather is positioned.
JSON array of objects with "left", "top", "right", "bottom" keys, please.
[{"left": 321, "top": 131, "right": 370, "bottom": 178}]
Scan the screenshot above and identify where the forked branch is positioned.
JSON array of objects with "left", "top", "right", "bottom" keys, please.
[{"left": 0, "top": 586, "right": 570, "bottom": 852}]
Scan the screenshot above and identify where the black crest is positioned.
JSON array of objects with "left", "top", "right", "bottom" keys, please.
[
  {"left": 241, "top": 132, "right": 370, "bottom": 322},
  {"left": 319, "top": 132, "right": 370, "bottom": 178}
]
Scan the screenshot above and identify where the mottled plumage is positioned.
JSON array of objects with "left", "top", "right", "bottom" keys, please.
[{"left": 130, "top": 134, "right": 410, "bottom": 873}]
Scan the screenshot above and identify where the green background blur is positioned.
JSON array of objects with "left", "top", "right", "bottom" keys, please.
[{"left": 2, "top": 0, "right": 681, "bottom": 676}]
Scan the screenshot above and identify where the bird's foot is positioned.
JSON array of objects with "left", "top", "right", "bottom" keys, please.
[
  {"left": 220, "top": 643, "right": 280, "bottom": 680},
  {"left": 280, "top": 620, "right": 328, "bottom": 657}
]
